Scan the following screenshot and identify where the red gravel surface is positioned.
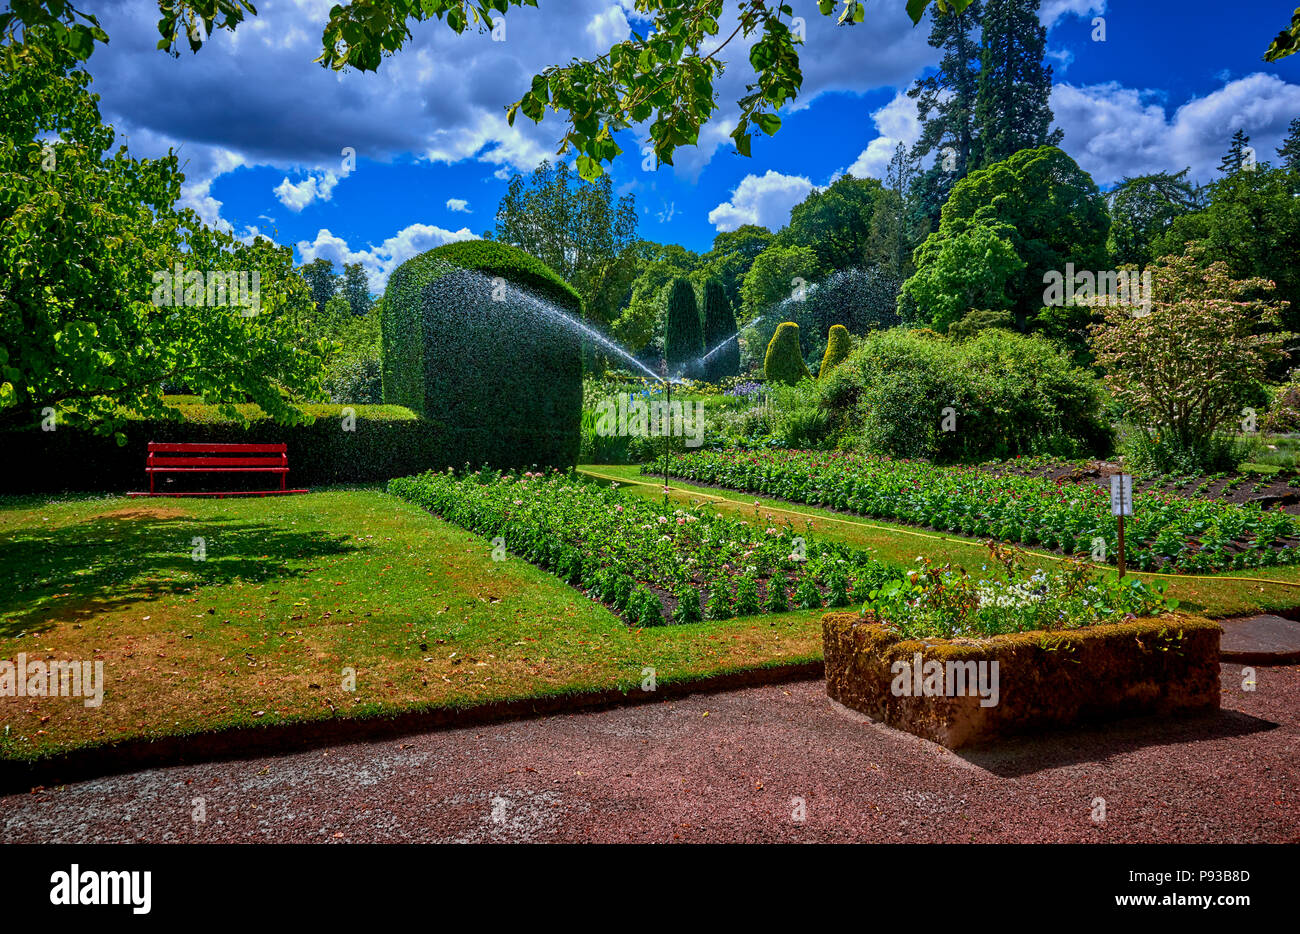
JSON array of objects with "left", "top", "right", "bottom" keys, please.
[{"left": 3, "top": 663, "right": 1297, "bottom": 843}]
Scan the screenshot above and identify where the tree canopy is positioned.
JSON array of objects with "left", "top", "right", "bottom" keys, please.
[
  {"left": 919, "top": 145, "right": 1109, "bottom": 322},
  {"left": 0, "top": 29, "right": 327, "bottom": 438}
]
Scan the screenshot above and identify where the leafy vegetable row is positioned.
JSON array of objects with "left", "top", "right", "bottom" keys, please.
[{"left": 649, "top": 450, "right": 1300, "bottom": 573}]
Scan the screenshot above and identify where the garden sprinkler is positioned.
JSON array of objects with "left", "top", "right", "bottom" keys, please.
[{"left": 660, "top": 359, "right": 671, "bottom": 500}]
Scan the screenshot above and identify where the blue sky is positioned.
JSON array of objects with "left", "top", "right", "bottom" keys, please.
[{"left": 83, "top": 0, "right": 1300, "bottom": 290}]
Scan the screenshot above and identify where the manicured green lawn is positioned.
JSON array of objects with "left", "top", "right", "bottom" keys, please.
[
  {"left": 0, "top": 488, "right": 824, "bottom": 762},
  {"left": 580, "top": 464, "right": 1300, "bottom": 618},
  {"left": 8, "top": 464, "right": 1296, "bottom": 764}
]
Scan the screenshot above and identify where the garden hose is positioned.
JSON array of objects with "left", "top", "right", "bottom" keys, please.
[{"left": 578, "top": 468, "right": 1300, "bottom": 590}]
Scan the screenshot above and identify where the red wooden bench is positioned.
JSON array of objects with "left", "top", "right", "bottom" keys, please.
[{"left": 127, "top": 442, "right": 308, "bottom": 498}]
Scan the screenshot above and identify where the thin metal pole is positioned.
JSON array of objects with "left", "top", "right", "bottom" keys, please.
[
  {"left": 1117, "top": 514, "right": 1126, "bottom": 578},
  {"left": 663, "top": 376, "right": 671, "bottom": 499}
]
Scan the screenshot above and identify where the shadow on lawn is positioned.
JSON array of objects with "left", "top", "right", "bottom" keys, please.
[
  {"left": 955, "top": 708, "right": 1278, "bottom": 778},
  {"left": 0, "top": 512, "right": 359, "bottom": 637}
]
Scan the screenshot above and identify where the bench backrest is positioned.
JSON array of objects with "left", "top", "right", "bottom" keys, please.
[{"left": 146, "top": 442, "right": 287, "bottom": 467}]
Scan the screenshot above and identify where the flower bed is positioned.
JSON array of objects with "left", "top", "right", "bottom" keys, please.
[
  {"left": 823, "top": 611, "right": 1221, "bottom": 748},
  {"left": 388, "top": 468, "right": 901, "bottom": 626},
  {"left": 862, "top": 545, "right": 1176, "bottom": 639},
  {"left": 650, "top": 450, "right": 1300, "bottom": 572}
]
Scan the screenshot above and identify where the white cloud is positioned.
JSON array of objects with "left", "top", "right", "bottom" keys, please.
[
  {"left": 1052, "top": 73, "right": 1300, "bottom": 186},
  {"left": 445, "top": 198, "right": 471, "bottom": 212},
  {"left": 586, "top": 6, "right": 630, "bottom": 48},
  {"left": 274, "top": 170, "right": 344, "bottom": 211},
  {"left": 845, "top": 91, "right": 923, "bottom": 180},
  {"left": 297, "top": 224, "right": 479, "bottom": 291},
  {"left": 708, "top": 170, "right": 815, "bottom": 232},
  {"left": 1041, "top": 0, "right": 1106, "bottom": 29}
]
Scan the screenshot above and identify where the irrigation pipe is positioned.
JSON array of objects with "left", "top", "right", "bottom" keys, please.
[{"left": 578, "top": 468, "right": 1300, "bottom": 589}]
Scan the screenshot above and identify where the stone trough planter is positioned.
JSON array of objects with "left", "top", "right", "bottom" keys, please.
[{"left": 822, "top": 612, "right": 1221, "bottom": 749}]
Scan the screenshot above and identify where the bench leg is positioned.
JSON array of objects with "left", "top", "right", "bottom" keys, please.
[
  {"left": 281, "top": 470, "right": 286, "bottom": 492},
  {"left": 149, "top": 471, "right": 154, "bottom": 495}
]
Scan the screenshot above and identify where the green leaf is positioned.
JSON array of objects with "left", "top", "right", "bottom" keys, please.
[{"left": 754, "top": 112, "right": 782, "bottom": 136}]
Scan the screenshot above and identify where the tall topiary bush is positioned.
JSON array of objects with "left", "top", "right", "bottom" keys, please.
[
  {"left": 820, "top": 324, "right": 852, "bottom": 378},
  {"left": 664, "top": 277, "right": 704, "bottom": 379},
  {"left": 764, "top": 322, "right": 811, "bottom": 385},
  {"left": 381, "top": 240, "right": 584, "bottom": 469},
  {"left": 700, "top": 279, "right": 740, "bottom": 383}
]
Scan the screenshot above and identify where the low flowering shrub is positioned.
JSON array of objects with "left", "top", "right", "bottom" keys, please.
[
  {"left": 388, "top": 467, "right": 899, "bottom": 625},
  {"left": 863, "top": 544, "right": 1179, "bottom": 639},
  {"left": 651, "top": 449, "right": 1300, "bottom": 572}
]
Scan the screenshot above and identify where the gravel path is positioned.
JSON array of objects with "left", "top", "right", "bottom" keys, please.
[{"left": 3, "top": 663, "right": 1297, "bottom": 844}]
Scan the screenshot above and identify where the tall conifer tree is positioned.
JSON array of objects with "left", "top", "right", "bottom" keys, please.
[
  {"left": 1219, "top": 129, "right": 1253, "bottom": 174},
  {"left": 1278, "top": 118, "right": 1300, "bottom": 170},
  {"left": 973, "top": 0, "right": 1062, "bottom": 168},
  {"left": 908, "top": 0, "right": 983, "bottom": 231}
]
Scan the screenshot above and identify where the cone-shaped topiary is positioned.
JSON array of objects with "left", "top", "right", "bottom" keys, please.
[
  {"left": 764, "top": 322, "right": 811, "bottom": 384},
  {"left": 664, "top": 277, "right": 704, "bottom": 379},
  {"left": 819, "top": 324, "right": 852, "bottom": 378},
  {"left": 700, "top": 279, "right": 740, "bottom": 383}
]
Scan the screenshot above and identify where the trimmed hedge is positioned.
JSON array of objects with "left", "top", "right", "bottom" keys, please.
[
  {"left": 700, "top": 278, "right": 740, "bottom": 382},
  {"left": 381, "top": 240, "right": 583, "bottom": 469},
  {"left": 1, "top": 404, "right": 437, "bottom": 493},
  {"left": 664, "top": 277, "right": 704, "bottom": 379},
  {"left": 764, "top": 322, "right": 810, "bottom": 385}
]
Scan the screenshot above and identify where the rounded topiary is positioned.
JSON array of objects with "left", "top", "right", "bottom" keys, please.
[
  {"left": 819, "top": 324, "right": 852, "bottom": 378},
  {"left": 664, "top": 277, "right": 704, "bottom": 379},
  {"left": 700, "top": 279, "right": 739, "bottom": 382},
  {"left": 764, "top": 322, "right": 811, "bottom": 384},
  {"left": 381, "top": 240, "right": 583, "bottom": 469}
]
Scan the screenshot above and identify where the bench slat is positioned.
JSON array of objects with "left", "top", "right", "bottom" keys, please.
[
  {"left": 147, "top": 442, "right": 286, "bottom": 453},
  {"left": 149, "top": 457, "right": 285, "bottom": 467},
  {"left": 148, "top": 467, "right": 288, "bottom": 473}
]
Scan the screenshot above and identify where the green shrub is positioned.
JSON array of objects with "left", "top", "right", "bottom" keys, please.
[
  {"left": 947, "top": 308, "right": 1016, "bottom": 340},
  {"left": 819, "top": 324, "right": 853, "bottom": 378},
  {"left": 673, "top": 584, "right": 703, "bottom": 624},
  {"left": 665, "top": 277, "right": 704, "bottom": 379},
  {"left": 705, "top": 581, "right": 735, "bottom": 620},
  {"left": 700, "top": 279, "right": 740, "bottom": 382},
  {"left": 794, "top": 574, "right": 822, "bottom": 609},
  {"left": 764, "top": 577, "right": 789, "bottom": 612},
  {"left": 769, "top": 380, "right": 831, "bottom": 449},
  {"left": 827, "top": 328, "right": 1110, "bottom": 461},
  {"left": 381, "top": 240, "right": 583, "bottom": 469},
  {"left": 735, "top": 575, "right": 762, "bottom": 616},
  {"left": 764, "top": 322, "right": 810, "bottom": 385},
  {"left": 2, "top": 403, "right": 430, "bottom": 492},
  {"left": 325, "top": 356, "right": 383, "bottom": 404}
]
